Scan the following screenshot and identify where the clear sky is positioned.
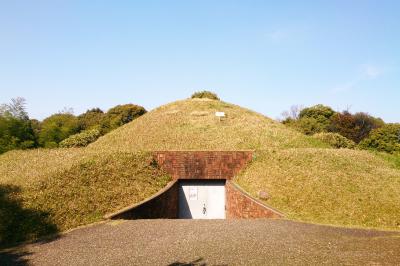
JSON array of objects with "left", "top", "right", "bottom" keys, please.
[{"left": 0, "top": 1, "right": 399, "bottom": 122}]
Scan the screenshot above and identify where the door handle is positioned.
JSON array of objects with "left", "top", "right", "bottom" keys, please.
[{"left": 203, "top": 204, "right": 207, "bottom": 215}]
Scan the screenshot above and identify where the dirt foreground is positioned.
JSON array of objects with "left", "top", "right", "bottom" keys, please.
[{"left": 1, "top": 219, "right": 400, "bottom": 265}]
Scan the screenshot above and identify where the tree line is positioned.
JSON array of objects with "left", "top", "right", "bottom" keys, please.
[
  {"left": 0, "top": 97, "right": 146, "bottom": 154},
  {"left": 281, "top": 104, "right": 400, "bottom": 153},
  {"left": 1, "top": 96, "right": 398, "bottom": 155}
]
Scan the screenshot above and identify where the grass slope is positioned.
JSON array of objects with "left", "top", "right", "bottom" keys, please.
[
  {"left": 0, "top": 149, "right": 170, "bottom": 247},
  {"left": 89, "top": 98, "right": 327, "bottom": 151},
  {"left": 236, "top": 149, "right": 400, "bottom": 230}
]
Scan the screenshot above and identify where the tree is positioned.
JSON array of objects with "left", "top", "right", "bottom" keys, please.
[
  {"left": 38, "top": 113, "right": 80, "bottom": 148},
  {"left": 78, "top": 108, "right": 105, "bottom": 131},
  {"left": 298, "top": 104, "right": 336, "bottom": 133},
  {"left": 280, "top": 105, "right": 304, "bottom": 122},
  {"left": 0, "top": 116, "right": 36, "bottom": 153},
  {"left": 0, "top": 97, "right": 29, "bottom": 120},
  {"left": 299, "top": 104, "right": 335, "bottom": 120},
  {"left": 0, "top": 98, "right": 37, "bottom": 154},
  {"left": 29, "top": 119, "right": 41, "bottom": 139},
  {"left": 329, "top": 111, "right": 384, "bottom": 143},
  {"left": 353, "top": 112, "right": 384, "bottom": 142},
  {"left": 283, "top": 104, "right": 336, "bottom": 135},
  {"left": 359, "top": 123, "right": 400, "bottom": 153},
  {"left": 102, "top": 104, "right": 146, "bottom": 133}
]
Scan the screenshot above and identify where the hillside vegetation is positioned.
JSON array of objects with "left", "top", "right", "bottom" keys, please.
[
  {"left": 0, "top": 98, "right": 399, "bottom": 247},
  {"left": 0, "top": 97, "right": 147, "bottom": 154},
  {"left": 236, "top": 149, "right": 400, "bottom": 230},
  {"left": 0, "top": 149, "right": 170, "bottom": 247},
  {"left": 89, "top": 99, "right": 326, "bottom": 152}
]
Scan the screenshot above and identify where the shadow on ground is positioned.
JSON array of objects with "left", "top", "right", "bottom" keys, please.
[
  {"left": 0, "top": 250, "right": 31, "bottom": 266},
  {"left": 169, "top": 257, "right": 208, "bottom": 266},
  {"left": 0, "top": 184, "right": 59, "bottom": 249}
]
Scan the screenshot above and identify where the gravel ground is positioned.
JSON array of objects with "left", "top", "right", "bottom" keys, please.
[{"left": 1, "top": 219, "right": 400, "bottom": 265}]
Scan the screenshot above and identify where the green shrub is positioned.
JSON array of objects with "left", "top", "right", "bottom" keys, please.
[
  {"left": 299, "top": 104, "right": 335, "bottom": 121},
  {"left": 102, "top": 104, "right": 147, "bottom": 133},
  {"left": 287, "top": 117, "right": 327, "bottom": 135},
  {"left": 300, "top": 117, "right": 327, "bottom": 135},
  {"left": 191, "top": 91, "right": 220, "bottom": 100},
  {"left": 59, "top": 129, "right": 101, "bottom": 148},
  {"left": 38, "top": 113, "right": 80, "bottom": 147},
  {"left": 298, "top": 104, "right": 335, "bottom": 133},
  {"left": 313, "top": 132, "right": 356, "bottom": 149},
  {"left": 44, "top": 141, "right": 58, "bottom": 148},
  {"left": 78, "top": 108, "right": 105, "bottom": 131},
  {"left": 359, "top": 124, "right": 400, "bottom": 153},
  {"left": 19, "top": 140, "right": 35, "bottom": 149},
  {"left": 0, "top": 114, "right": 37, "bottom": 154},
  {"left": 282, "top": 104, "right": 336, "bottom": 135}
]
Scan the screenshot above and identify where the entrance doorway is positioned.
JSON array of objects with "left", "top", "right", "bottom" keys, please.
[{"left": 178, "top": 180, "right": 226, "bottom": 219}]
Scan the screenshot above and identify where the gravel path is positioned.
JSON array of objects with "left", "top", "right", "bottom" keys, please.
[{"left": 1, "top": 219, "right": 400, "bottom": 265}]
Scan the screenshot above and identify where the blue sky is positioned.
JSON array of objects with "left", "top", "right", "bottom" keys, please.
[{"left": 0, "top": 1, "right": 399, "bottom": 122}]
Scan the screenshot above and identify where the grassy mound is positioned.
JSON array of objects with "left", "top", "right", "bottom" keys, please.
[
  {"left": 236, "top": 149, "right": 400, "bottom": 230},
  {"left": 0, "top": 97, "right": 399, "bottom": 247},
  {"left": 89, "top": 98, "right": 327, "bottom": 151},
  {"left": 87, "top": 98, "right": 400, "bottom": 230},
  {"left": 0, "top": 149, "right": 170, "bottom": 247}
]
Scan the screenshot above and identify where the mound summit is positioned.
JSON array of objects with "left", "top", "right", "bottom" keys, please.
[{"left": 89, "top": 98, "right": 324, "bottom": 152}]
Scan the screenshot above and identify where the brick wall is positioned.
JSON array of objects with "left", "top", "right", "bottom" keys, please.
[
  {"left": 105, "top": 180, "right": 179, "bottom": 219},
  {"left": 226, "top": 181, "right": 283, "bottom": 219},
  {"left": 154, "top": 151, "right": 253, "bottom": 180},
  {"left": 106, "top": 151, "right": 284, "bottom": 220}
]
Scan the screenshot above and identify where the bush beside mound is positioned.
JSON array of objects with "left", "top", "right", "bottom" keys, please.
[
  {"left": 359, "top": 124, "right": 400, "bottom": 154},
  {"left": 191, "top": 91, "right": 220, "bottom": 100},
  {"left": 104, "top": 104, "right": 147, "bottom": 132},
  {"left": 313, "top": 132, "right": 356, "bottom": 149},
  {"left": 59, "top": 129, "right": 101, "bottom": 148}
]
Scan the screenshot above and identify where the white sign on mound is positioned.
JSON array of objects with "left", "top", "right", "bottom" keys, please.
[{"left": 215, "top": 112, "right": 225, "bottom": 117}]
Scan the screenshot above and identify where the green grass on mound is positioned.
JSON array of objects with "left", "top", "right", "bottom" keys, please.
[
  {"left": 236, "top": 148, "right": 400, "bottom": 230},
  {"left": 0, "top": 98, "right": 399, "bottom": 247},
  {"left": 89, "top": 99, "right": 327, "bottom": 151},
  {"left": 0, "top": 149, "right": 170, "bottom": 247}
]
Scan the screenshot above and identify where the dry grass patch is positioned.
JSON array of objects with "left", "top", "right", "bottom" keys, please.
[{"left": 236, "top": 148, "right": 400, "bottom": 230}]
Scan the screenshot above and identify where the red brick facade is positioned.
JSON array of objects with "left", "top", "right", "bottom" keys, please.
[
  {"left": 154, "top": 151, "right": 253, "bottom": 180},
  {"left": 106, "top": 151, "right": 284, "bottom": 220},
  {"left": 226, "top": 181, "right": 283, "bottom": 219}
]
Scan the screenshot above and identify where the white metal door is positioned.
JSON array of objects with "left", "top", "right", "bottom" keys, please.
[{"left": 179, "top": 180, "right": 225, "bottom": 219}]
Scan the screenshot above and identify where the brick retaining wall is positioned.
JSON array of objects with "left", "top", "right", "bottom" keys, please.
[
  {"left": 226, "top": 181, "right": 283, "bottom": 219},
  {"left": 154, "top": 151, "right": 253, "bottom": 180},
  {"left": 105, "top": 180, "right": 179, "bottom": 219},
  {"left": 106, "top": 179, "right": 283, "bottom": 220},
  {"left": 106, "top": 151, "right": 284, "bottom": 220}
]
